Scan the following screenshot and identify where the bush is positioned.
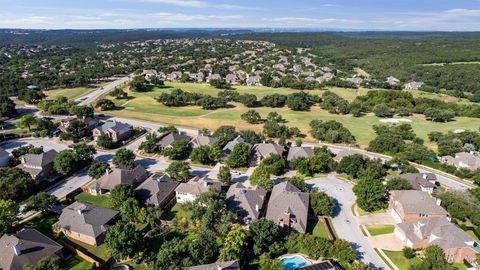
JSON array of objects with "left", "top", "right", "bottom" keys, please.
[{"left": 403, "top": 246, "right": 415, "bottom": 259}]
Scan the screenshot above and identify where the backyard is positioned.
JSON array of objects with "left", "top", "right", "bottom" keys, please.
[{"left": 75, "top": 192, "right": 114, "bottom": 209}]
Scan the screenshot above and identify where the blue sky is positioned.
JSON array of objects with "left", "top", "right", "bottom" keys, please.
[{"left": 1, "top": 0, "right": 479, "bottom": 30}]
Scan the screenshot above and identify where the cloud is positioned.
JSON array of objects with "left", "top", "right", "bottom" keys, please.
[
  {"left": 150, "top": 12, "right": 243, "bottom": 22},
  {"left": 141, "top": 0, "right": 207, "bottom": 8}
]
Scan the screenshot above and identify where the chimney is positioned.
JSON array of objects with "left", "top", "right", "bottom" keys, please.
[
  {"left": 283, "top": 212, "right": 291, "bottom": 228},
  {"left": 422, "top": 174, "right": 428, "bottom": 180},
  {"left": 77, "top": 209, "right": 83, "bottom": 215},
  {"left": 13, "top": 244, "right": 21, "bottom": 256},
  {"left": 203, "top": 181, "right": 209, "bottom": 188},
  {"left": 106, "top": 169, "right": 109, "bottom": 175},
  {"left": 255, "top": 204, "right": 260, "bottom": 212},
  {"left": 436, "top": 199, "right": 442, "bottom": 206}
]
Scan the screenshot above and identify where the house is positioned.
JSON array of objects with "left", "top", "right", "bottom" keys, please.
[
  {"left": 92, "top": 121, "right": 131, "bottom": 142},
  {"left": 333, "top": 149, "right": 368, "bottom": 163},
  {"left": 223, "top": 136, "right": 252, "bottom": 155},
  {"left": 0, "top": 228, "right": 63, "bottom": 270},
  {"left": 394, "top": 218, "right": 477, "bottom": 263},
  {"left": 167, "top": 71, "right": 182, "bottom": 81},
  {"left": 298, "top": 260, "right": 339, "bottom": 270},
  {"left": 266, "top": 182, "right": 309, "bottom": 233},
  {"left": 87, "top": 165, "right": 149, "bottom": 195},
  {"left": 0, "top": 148, "right": 11, "bottom": 167},
  {"left": 348, "top": 76, "right": 363, "bottom": 86},
  {"left": 246, "top": 75, "right": 262, "bottom": 86},
  {"left": 225, "top": 74, "right": 240, "bottom": 85},
  {"left": 135, "top": 173, "right": 179, "bottom": 209},
  {"left": 156, "top": 132, "right": 190, "bottom": 151},
  {"left": 206, "top": 74, "right": 221, "bottom": 82},
  {"left": 251, "top": 143, "right": 284, "bottom": 163},
  {"left": 59, "top": 117, "right": 97, "bottom": 132},
  {"left": 184, "top": 260, "right": 241, "bottom": 270},
  {"left": 404, "top": 81, "right": 424, "bottom": 90},
  {"left": 440, "top": 152, "right": 480, "bottom": 170},
  {"left": 142, "top": 69, "right": 159, "bottom": 81},
  {"left": 189, "top": 135, "right": 219, "bottom": 148},
  {"left": 386, "top": 76, "right": 400, "bottom": 85},
  {"left": 54, "top": 202, "right": 119, "bottom": 246},
  {"left": 389, "top": 190, "right": 448, "bottom": 223},
  {"left": 287, "top": 146, "right": 314, "bottom": 161},
  {"left": 189, "top": 72, "right": 205, "bottom": 82},
  {"left": 387, "top": 173, "right": 439, "bottom": 194},
  {"left": 18, "top": 149, "right": 58, "bottom": 182},
  {"left": 226, "top": 183, "right": 267, "bottom": 224},
  {"left": 175, "top": 176, "right": 222, "bottom": 203}
]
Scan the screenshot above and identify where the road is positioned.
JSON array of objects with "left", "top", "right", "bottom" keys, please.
[
  {"left": 308, "top": 175, "right": 388, "bottom": 270},
  {"left": 75, "top": 75, "right": 131, "bottom": 106}
]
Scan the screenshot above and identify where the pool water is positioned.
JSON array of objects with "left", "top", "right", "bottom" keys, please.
[{"left": 281, "top": 255, "right": 311, "bottom": 270}]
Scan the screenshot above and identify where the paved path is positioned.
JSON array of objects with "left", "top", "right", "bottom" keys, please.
[
  {"left": 308, "top": 176, "right": 388, "bottom": 270},
  {"left": 76, "top": 75, "right": 131, "bottom": 105}
]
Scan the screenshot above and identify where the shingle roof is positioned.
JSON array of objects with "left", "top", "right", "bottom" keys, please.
[
  {"left": 391, "top": 190, "right": 448, "bottom": 216},
  {"left": 0, "top": 228, "right": 63, "bottom": 270},
  {"left": 189, "top": 136, "right": 218, "bottom": 148},
  {"left": 175, "top": 176, "right": 221, "bottom": 195},
  {"left": 96, "top": 121, "right": 131, "bottom": 135},
  {"left": 223, "top": 136, "right": 252, "bottom": 155},
  {"left": 157, "top": 133, "right": 190, "bottom": 148},
  {"left": 0, "top": 148, "right": 10, "bottom": 158},
  {"left": 55, "top": 202, "right": 118, "bottom": 239},
  {"left": 96, "top": 165, "right": 149, "bottom": 191},
  {"left": 388, "top": 173, "right": 437, "bottom": 191},
  {"left": 22, "top": 149, "right": 58, "bottom": 167},
  {"left": 287, "top": 146, "right": 314, "bottom": 161},
  {"left": 226, "top": 183, "right": 266, "bottom": 222},
  {"left": 266, "top": 182, "right": 309, "bottom": 232},
  {"left": 135, "top": 173, "right": 179, "bottom": 206},
  {"left": 252, "top": 143, "right": 284, "bottom": 159},
  {"left": 396, "top": 218, "right": 475, "bottom": 251},
  {"left": 184, "top": 260, "right": 241, "bottom": 270}
]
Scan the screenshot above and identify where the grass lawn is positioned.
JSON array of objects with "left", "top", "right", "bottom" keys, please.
[
  {"left": 366, "top": 225, "right": 395, "bottom": 236},
  {"left": 21, "top": 212, "right": 59, "bottom": 237},
  {"left": 44, "top": 87, "right": 97, "bottom": 100},
  {"left": 306, "top": 218, "right": 331, "bottom": 239},
  {"left": 382, "top": 250, "right": 421, "bottom": 270},
  {"left": 453, "top": 263, "right": 468, "bottom": 270},
  {"left": 101, "top": 81, "right": 480, "bottom": 148},
  {"left": 355, "top": 204, "right": 387, "bottom": 216},
  {"left": 66, "top": 237, "right": 111, "bottom": 262},
  {"left": 75, "top": 192, "right": 114, "bottom": 209},
  {"left": 65, "top": 255, "right": 95, "bottom": 270},
  {"left": 162, "top": 203, "right": 187, "bottom": 221}
]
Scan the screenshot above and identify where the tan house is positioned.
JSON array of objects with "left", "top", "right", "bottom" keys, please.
[
  {"left": 92, "top": 121, "right": 131, "bottom": 142},
  {"left": 135, "top": 173, "right": 179, "bottom": 209},
  {"left": 54, "top": 202, "right": 118, "bottom": 246},
  {"left": 59, "top": 117, "right": 97, "bottom": 132},
  {"left": 251, "top": 143, "right": 284, "bottom": 164},
  {"left": 394, "top": 218, "right": 477, "bottom": 263},
  {"left": 389, "top": 190, "right": 448, "bottom": 223},
  {"left": 440, "top": 152, "right": 480, "bottom": 170},
  {"left": 226, "top": 183, "right": 266, "bottom": 224},
  {"left": 189, "top": 135, "right": 218, "bottom": 149},
  {"left": 18, "top": 149, "right": 58, "bottom": 183},
  {"left": 87, "top": 165, "right": 149, "bottom": 195},
  {"left": 175, "top": 176, "right": 222, "bottom": 203},
  {"left": 387, "top": 173, "right": 439, "bottom": 194}
]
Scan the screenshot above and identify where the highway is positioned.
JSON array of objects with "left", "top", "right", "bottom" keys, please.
[{"left": 75, "top": 75, "right": 131, "bottom": 106}]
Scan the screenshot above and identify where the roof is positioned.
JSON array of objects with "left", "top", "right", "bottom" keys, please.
[
  {"left": 333, "top": 149, "right": 367, "bottom": 162},
  {"left": 55, "top": 202, "right": 118, "bottom": 239},
  {"left": 0, "top": 148, "right": 10, "bottom": 158},
  {"left": 226, "top": 183, "right": 266, "bottom": 222},
  {"left": 95, "top": 121, "right": 131, "bottom": 135},
  {"left": 95, "top": 165, "right": 149, "bottom": 191},
  {"left": 266, "top": 182, "right": 309, "bottom": 232},
  {"left": 252, "top": 143, "right": 284, "bottom": 159},
  {"left": 22, "top": 149, "right": 58, "bottom": 167},
  {"left": 388, "top": 173, "right": 437, "bottom": 190},
  {"left": 157, "top": 132, "right": 190, "bottom": 148},
  {"left": 135, "top": 173, "right": 179, "bottom": 206},
  {"left": 298, "top": 261, "right": 337, "bottom": 270},
  {"left": 396, "top": 218, "right": 476, "bottom": 251},
  {"left": 175, "top": 176, "right": 221, "bottom": 195},
  {"left": 184, "top": 261, "right": 241, "bottom": 270},
  {"left": 0, "top": 228, "right": 63, "bottom": 270},
  {"left": 287, "top": 146, "right": 314, "bottom": 161},
  {"left": 189, "top": 135, "right": 218, "bottom": 148},
  {"left": 390, "top": 190, "right": 448, "bottom": 216},
  {"left": 223, "top": 136, "right": 252, "bottom": 154}
]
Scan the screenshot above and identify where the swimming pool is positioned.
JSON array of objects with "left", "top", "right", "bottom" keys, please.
[{"left": 281, "top": 255, "right": 312, "bottom": 270}]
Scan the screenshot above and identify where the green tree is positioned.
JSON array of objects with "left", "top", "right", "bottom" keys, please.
[
  {"left": 73, "top": 143, "right": 96, "bottom": 164},
  {"left": 161, "top": 140, "right": 190, "bottom": 160},
  {"left": 225, "top": 143, "right": 250, "bottom": 168},
  {"left": 105, "top": 221, "right": 142, "bottom": 260},
  {"left": 0, "top": 199, "right": 19, "bottom": 235},
  {"left": 218, "top": 165, "right": 232, "bottom": 185},
  {"left": 219, "top": 224, "right": 248, "bottom": 261},
  {"left": 333, "top": 239, "right": 357, "bottom": 263},
  {"left": 287, "top": 176, "right": 307, "bottom": 192},
  {"left": 258, "top": 254, "right": 285, "bottom": 270},
  {"left": 73, "top": 105, "right": 94, "bottom": 118},
  {"left": 119, "top": 197, "right": 143, "bottom": 222},
  {"left": 88, "top": 161, "right": 110, "bottom": 179},
  {"left": 336, "top": 154, "right": 367, "bottom": 179},
  {"left": 353, "top": 178, "right": 387, "bottom": 212},
  {"left": 310, "top": 189, "right": 334, "bottom": 216},
  {"left": 53, "top": 150, "right": 79, "bottom": 175},
  {"left": 373, "top": 104, "right": 393, "bottom": 118},
  {"left": 0, "top": 167, "right": 35, "bottom": 200},
  {"left": 110, "top": 87, "right": 128, "bottom": 99},
  {"left": 112, "top": 148, "right": 135, "bottom": 168},
  {"left": 23, "top": 192, "right": 58, "bottom": 213},
  {"left": 249, "top": 165, "right": 274, "bottom": 191},
  {"left": 241, "top": 110, "right": 262, "bottom": 124},
  {"left": 409, "top": 245, "right": 456, "bottom": 270},
  {"left": 96, "top": 134, "right": 117, "bottom": 149},
  {"left": 110, "top": 184, "right": 136, "bottom": 208},
  {"left": 166, "top": 161, "right": 191, "bottom": 182},
  {"left": 66, "top": 120, "right": 90, "bottom": 141},
  {"left": 189, "top": 231, "right": 219, "bottom": 264},
  {"left": 95, "top": 99, "right": 116, "bottom": 110},
  {"left": 386, "top": 178, "right": 413, "bottom": 190},
  {"left": 23, "top": 257, "right": 62, "bottom": 270},
  {"left": 0, "top": 96, "right": 17, "bottom": 118},
  {"left": 250, "top": 219, "right": 282, "bottom": 255},
  {"left": 17, "top": 115, "right": 37, "bottom": 132},
  {"left": 213, "top": 125, "right": 238, "bottom": 148}
]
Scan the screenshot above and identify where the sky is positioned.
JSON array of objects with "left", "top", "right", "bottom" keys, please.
[{"left": 1, "top": 0, "right": 480, "bottom": 31}]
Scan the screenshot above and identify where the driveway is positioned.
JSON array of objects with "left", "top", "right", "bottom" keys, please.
[
  {"left": 368, "top": 234, "right": 404, "bottom": 251},
  {"left": 307, "top": 176, "right": 388, "bottom": 270},
  {"left": 358, "top": 213, "right": 396, "bottom": 225}
]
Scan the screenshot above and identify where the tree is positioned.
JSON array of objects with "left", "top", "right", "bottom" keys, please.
[
  {"left": 110, "top": 184, "right": 136, "bottom": 208},
  {"left": 17, "top": 115, "right": 37, "bottom": 132},
  {"left": 110, "top": 87, "right": 127, "bottom": 99},
  {"left": 0, "top": 96, "right": 17, "bottom": 118},
  {"left": 119, "top": 197, "right": 143, "bottom": 222},
  {"left": 333, "top": 239, "right": 357, "bottom": 263},
  {"left": 409, "top": 245, "right": 456, "bottom": 270},
  {"left": 139, "top": 132, "right": 158, "bottom": 153},
  {"left": 403, "top": 247, "right": 415, "bottom": 259},
  {"left": 53, "top": 150, "right": 79, "bottom": 175},
  {"left": 353, "top": 178, "right": 387, "bottom": 212},
  {"left": 260, "top": 154, "right": 287, "bottom": 176},
  {"left": 95, "top": 99, "right": 116, "bottom": 110},
  {"left": 88, "top": 161, "right": 110, "bottom": 179},
  {"left": 250, "top": 219, "right": 282, "bottom": 255},
  {"left": 373, "top": 104, "right": 393, "bottom": 118},
  {"left": 190, "top": 145, "right": 221, "bottom": 165},
  {"left": 112, "top": 148, "right": 135, "bottom": 168},
  {"left": 189, "top": 231, "right": 219, "bottom": 264},
  {"left": 287, "top": 176, "right": 307, "bottom": 192},
  {"left": 213, "top": 125, "right": 238, "bottom": 148},
  {"left": 386, "top": 178, "right": 413, "bottom": 190},
  {"left": 225, "top": 143, "right": 251, "bottom": 168},
  {"left": 286, "top": 92, "right": 313, "bottom": 111},
  {"left": 0, "top": 167, "right": 35, "bottom": 200},
  {"left": 310, "top": 189, "right": 334, "bottom": 216},
  {"left": 249, "top": 166, "right": 274, "bottom": 191},
  {"left": 309, "top": 150, "right": 336, "bottom": 174},
  {"left": 241, "top": 110, "right": 262, "bottom": 124},
  {"left": 336, "top": 154, "right": 367, "bottom": 178},
  {"left": 105, "top": 221, "right": 142, "bottom": 260},
  {"left": 309, "top": 120, "right": 355, "bottom": 144},
  {"left": 73, "top": 105, "right": 94, "bottom": 118},
  {"left": 23, "top": 192, "right": 58, "bottom": 213},
  {"left": 96, "top": 134, "right": 117, "bottom": 149},
  {"left": 258, "top": 254, "right": 284, "bottom": 270},
  {"left": 66, "top": 120, "right": 90, "bottom": 141},
  {"left": 158, "top": 125, "right": 178, "bottom": 134},
  {"left": 23, "top": 257, "right": 62, "bottom": 270},
  {"left": 0, "top": 199, "right": 19, "bottom": 235},
  {"left": 73, "top": 143, "right": 96, "bottom": 164},
  {"left": 161, "top": 140, "right": 190, "bottom": 160},
  {"left": 219, "top": 224, "right": 248, "bottom": 261},
  {"left": 166, "top": 161, "right": 191, "bottom": 182},
  {"left": 218, "top": 165, "right": 232, "bottom": 185}
]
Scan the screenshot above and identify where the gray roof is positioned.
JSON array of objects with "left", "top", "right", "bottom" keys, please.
[
  {"left": 287, "top": 146, "right": 314, "bottom": 161},
  {"left": 252, "top": 143, "right": 284, "bottom": 159},
  {"left": 396, "top": 218, "right": 475, "bottom": 251},
  {"left": 223, "top": 136, "right": 252, "bottom": 155},
  {"left": 22, "top": 149, "right": 57, "bottom": 167},
  {"left": 135, "top": 173, "right": 179, "bottom": 206},
  {"left": 266, "top": 182, "right": 309, "bottom": 232},
  {"left": 189, "top": 136, "right": 218, "bottom": 148},
  {"left": 226, "top": 183, "right": 266, "bottom": 222},
  {"left": 96, "top": 121, "right": 131, "bottom": 135},
  {"left": 298, "top": 261, "right": 337, "bottom": 270},
  {"left": 334, "top": 150, "right": 367, "bottom": 162},
  {"left": 175, "top": 176, "right": 222, "bottom": 195},
  {"left": 55, "top": 202, "right": 118, "bottom": 239},
  {"left": 388, "top": 173, "right": 437, "bottom": 191},
  {"left": 157, "top": 133, "right": 190, "bottom": 148},
  {"left": 95, "top": 165, "right": 149, "bottom": 191},
  {"left": 0, "top": 228, "right": 63, "bottom": 270},
  {"left": 390, "top": 190, "right": 448, "bottom": 216},
  {"left": 184, "top": 261, "right": 240, "bottom": 270},
  {"left": 0, "top": 148, "right": 10, "bottom": 158}
]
